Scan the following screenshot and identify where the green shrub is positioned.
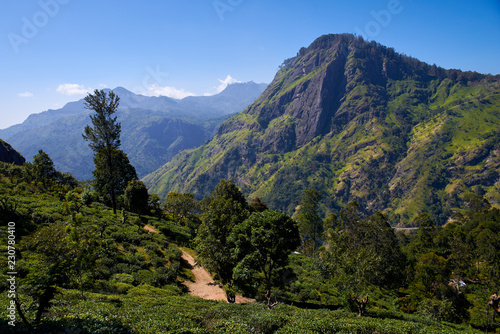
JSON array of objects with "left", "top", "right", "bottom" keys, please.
[
  {"left": 158, "top": 220, "right": 192, "bottom": 245},
  {"left": 133, "top": 270, "right": 153, "bottom": 285},
  {"left": 152, "top": 267, "right": 176, "bottom": 287},
  {"left": 112, "top": 273, "right": 134, "bottom": 284},
  {"left": 112, "top": 282, "right": 134, "bottom": 294},
  {"left": 126, "top": 284, "right": 182, "bottom": 297}
]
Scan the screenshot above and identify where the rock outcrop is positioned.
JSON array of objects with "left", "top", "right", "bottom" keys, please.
[
  {"left": 0, "top": 139, "right": 25, "bottom": 165},
  {"left": 145, "top": 34, "right": 500, "bottom": 225}
]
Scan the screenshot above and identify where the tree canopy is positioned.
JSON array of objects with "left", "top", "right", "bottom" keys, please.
[
  {"left": 83, "top": 89, "right": 121, "bottom": 152},
  {"left": 322, "top": 202, "right": 405, "bottom": 316},
  {"left": 294, "top": 188, "right": 323, "bottom": 256},
  {"left": 92, "top": 148, "right": 137, "bottom": 210},
  {"left": 82, "top": 89, "right": 137, "bottom": 213},
  {"left": 194, "top": 180, "right": 250, "bottom": 301},
  {"left": 231, "top": 210, "right": 300, "bottom": 307},
  {"left": 123, "top": 180, "right": 149, "bottom": 215}
]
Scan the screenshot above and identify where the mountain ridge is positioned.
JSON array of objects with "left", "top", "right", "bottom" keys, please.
[
  {"left": 0, "top": 82, "right": 267, "bottom": 180},
  {"left": 144, "top": 34, "right": 500, "bottom": 225}
]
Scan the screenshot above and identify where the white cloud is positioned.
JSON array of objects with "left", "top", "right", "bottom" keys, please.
[
  {"left": 56, "top": 83, "right": 91, "bottom": 96},
  {"left": 18, "top": 91, "right": 33, "bottom": 97},
  {"left": 216, "top": 75, "right": 241, "bottom": 93},
  {"left": 205, "top": 75, "right": 242, "bottom": 96},
  {"left": 142, "top": 84, "right": 195, "bottom": 99}
]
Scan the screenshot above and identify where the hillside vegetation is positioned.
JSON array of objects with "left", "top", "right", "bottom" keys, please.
[
  {"left": 145, "top": 34, "right": 500, "bottom": 226},
  {"left": 2, "top": 34, "right": 500, "bottom": 333},
  {"left": 1, "top": 154, "right": 499, "bottom": 332}
]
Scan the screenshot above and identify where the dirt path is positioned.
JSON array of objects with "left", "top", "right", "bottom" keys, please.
[
  {"left": 144, "top": 225, "right": 160, "bottom": 234},
  {"left": 181, "top": 250, "right": 253, "bottom": 304},
  {"left": 143, "top": 224, "right": 252, "bottom": 304}
]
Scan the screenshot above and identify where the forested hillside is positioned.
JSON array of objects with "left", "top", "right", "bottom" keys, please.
[
  {"left": 145, "top": 34, "right": 500, "bottom": 226},
  {"left": 1, "top": 156, "right": 498, "bottom": 332}
]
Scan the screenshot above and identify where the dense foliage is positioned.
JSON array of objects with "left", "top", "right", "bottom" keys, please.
[
  {"left": 1, "top": 159, "right": 499, "bottom": 332},
  {"left": 231, "top": 210, "right": 301, "bottom": 307},
  {"left": 0, "top": 291, "right": 485, "bottom": 333},
  {"left": 0, "top": 159, "right": 185, "bottom": 330},
  {"left": 194, "top": 180, "right": 251, "bottom": 301}
]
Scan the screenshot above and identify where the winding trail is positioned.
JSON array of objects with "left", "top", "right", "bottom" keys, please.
[
  {"left": 144, "top": 224, "right": 252, "bottom": 304},
  {"left": 181, "top": 250, "right": 253, "bottom": 304},
  {"left": 181, "top": 250, "right": 226, "bottom": 301}
]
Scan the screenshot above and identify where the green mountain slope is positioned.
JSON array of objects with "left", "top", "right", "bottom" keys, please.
[{"left": 144, "top": 34, "right": 500, "bottom": 225}]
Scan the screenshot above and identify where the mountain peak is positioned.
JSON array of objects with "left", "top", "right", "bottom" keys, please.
[
  {"left": 0, "top": 81, "right": 267, "bottom": 180},
  {"left": 145, "top": 34, "right": 500, "bottom": 225},
  {"left": 217, "top": 81, "right": 268, "bottom": 97},
  {"left": 111, "top": 86, "right": 135, "bottom": 95}
]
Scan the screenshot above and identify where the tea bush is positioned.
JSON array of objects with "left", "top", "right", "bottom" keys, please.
[{"left": 0, "top": 290, "right": 485, "bottom": 333}]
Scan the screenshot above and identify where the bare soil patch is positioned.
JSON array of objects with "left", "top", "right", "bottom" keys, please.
[
  {"left": 142, "top": 225, "right": 253, "bottom": 303},
  {"left": 181, "top": 250, "right": 253, "bottom": 304}
]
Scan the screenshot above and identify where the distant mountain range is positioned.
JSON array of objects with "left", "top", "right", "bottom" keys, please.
[
  {"left": 0, "top": 82, "right": 267, "bottom": 180},
  {"left": 144, "top": 34, "right": 500, "bottom": 225}
]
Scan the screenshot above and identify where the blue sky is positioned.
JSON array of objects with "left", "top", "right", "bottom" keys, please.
[{"left": 1, "top": 0, "right": 499, "bottom": 129}]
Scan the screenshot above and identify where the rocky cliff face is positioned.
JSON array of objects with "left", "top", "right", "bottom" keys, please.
[
  {"left": 145, "top": 34, "right": 500, "bottom": 225},
  {"left": 0, "top": 139, "right": 25, "bottom": 165}
]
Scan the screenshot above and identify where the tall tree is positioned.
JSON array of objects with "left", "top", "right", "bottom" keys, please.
[
  {"left": 123, "top": 180, "right": 149, "bottom": 215},
  {"left": 92, "top": 147, "right": 137, "bottom": 212},
  {"left": 230, "top": 210, "right": 300, "bottom": 308},
  {"left": 83, "top": 89, "right": 136, "bottom": 213},
  {"left": 194, "top": 180, "right": 249, "bottom": 302},
  {"left": 322, "top": 204, "right": 405, "bottom": 316},
  {"left": 406, "top": 213, "right": 438, "bottom": 260},
  {"left": 31, "top": 149, "right": 56, "bottom": 186},
  {"left": 294, "top": 188, "right": 323, "bottom": 256},
  {"left": 163, "top": 192, "right": 200, "bottom": 219},
  {"left": 16, "top": 224, "right": 74, "bottom": 328}
]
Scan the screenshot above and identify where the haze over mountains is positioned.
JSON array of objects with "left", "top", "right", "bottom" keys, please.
[
  {"left": 145, "top": 34, "right": 500, "bottom": 225},
  {"left": 0, "top": 82, "right": 267, "bottom": 180}
]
